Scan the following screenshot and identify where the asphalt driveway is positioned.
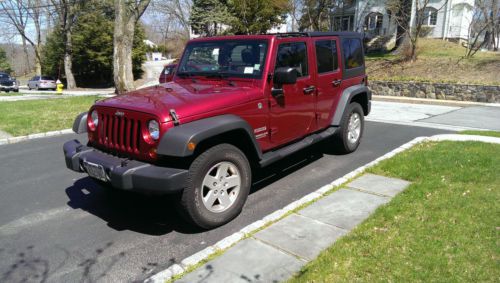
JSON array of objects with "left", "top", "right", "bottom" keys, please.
[{"left": 0, "top": 122, "right": 450, "bottom": 282}]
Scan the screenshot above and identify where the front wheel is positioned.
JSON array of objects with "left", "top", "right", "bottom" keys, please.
[
  {"left": 178, "top": 144, "right": 251, "bottom": 229},
  {"left": 334, "top": 102, "right": 364, "bottom": 153}
]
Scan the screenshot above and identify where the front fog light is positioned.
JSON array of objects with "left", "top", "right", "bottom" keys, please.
[{"left": 148, "top": 120, "right": 160, "bottom": 140}]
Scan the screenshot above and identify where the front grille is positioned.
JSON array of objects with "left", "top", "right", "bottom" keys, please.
[
  {"left": 0, "top": 81, "right": 13, "bottom": 86},
  {"left": 98, "top": 113, "right": 142, "bottom": 153}
]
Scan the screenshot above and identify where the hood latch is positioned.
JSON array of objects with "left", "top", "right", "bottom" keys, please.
[{"left": 169, "top": 109, "right": 180, "bottom": 126}]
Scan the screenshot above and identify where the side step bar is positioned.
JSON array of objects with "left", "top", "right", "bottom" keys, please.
[{"left": 259, "top": 126, "right": 338, "bottom": 167}]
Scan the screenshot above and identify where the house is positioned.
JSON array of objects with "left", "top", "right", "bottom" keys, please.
[{"left": 331, "top": 0, "right": 475, "bottom": 41}]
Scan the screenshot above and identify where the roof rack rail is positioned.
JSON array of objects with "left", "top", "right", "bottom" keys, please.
[{"left": 263, "top": 32, "right": 308, "bottom": 38}]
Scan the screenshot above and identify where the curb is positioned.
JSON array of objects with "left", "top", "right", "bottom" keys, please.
[
  {"left": 372, "top": 95, "right": 500, "bottom": 108},
  {"left": 0, "top": 129, "right": 73, "bottom": 146},
  {"left": 145, "top": 134, "right": 500, "bottom": 283}
]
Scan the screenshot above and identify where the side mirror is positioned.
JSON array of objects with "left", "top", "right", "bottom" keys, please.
[{"left": 273, "top": 67, "right": 297, "bottom": 85}]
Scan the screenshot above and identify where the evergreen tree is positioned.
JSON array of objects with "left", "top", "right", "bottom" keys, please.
[
  {"left": 190, "top": 0, "right": 236, "bottom": 36},
  {"left": 0, "top": 47, "right": 12, "bottom": 73},
  {"left": 42, "top": 1, "right": 146, "bottom": 87},
  {"left": 228, "top": 0, "right": 289, "bottom": 34}
]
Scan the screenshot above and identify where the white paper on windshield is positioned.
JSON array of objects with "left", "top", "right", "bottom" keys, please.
[
  {"left": 244, "top": 67, "right": 254, "bottom": 74},
  {"left": 254, "top": 64, "right": 260, "bottom": 71}
]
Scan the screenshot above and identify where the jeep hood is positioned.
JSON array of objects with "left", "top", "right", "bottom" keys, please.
[{"left": 96, "top": 82, "right": 259, "bottom": 123}]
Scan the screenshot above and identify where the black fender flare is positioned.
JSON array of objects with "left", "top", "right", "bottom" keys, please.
[
  {"left": 331, "top": 85, "right": 371, "bottom": 126},
  {"left": 157, "top": 114, "right": 263, "bottom": 158},
  {"left": 72, "top": 112, "right": 88, "bottom": 134}
]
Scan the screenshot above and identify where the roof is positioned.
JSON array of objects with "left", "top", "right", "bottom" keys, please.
[
  {"left": 189, "top": 31, "right": 364, "bottom": 42},
  {"left": 269, "top": 31, "right": 363, "bottom": 38}
]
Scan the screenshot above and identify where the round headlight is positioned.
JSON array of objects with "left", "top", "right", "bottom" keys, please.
[
  {"left": 91, "top": 110, "right": 99, "bottom": 127},
  {"left": 148, "top": 120, "right": 160, "bottom": 141}
]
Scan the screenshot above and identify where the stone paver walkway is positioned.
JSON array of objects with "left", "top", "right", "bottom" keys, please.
[{"left": 176, "top": 173, "right": 410, "bottom": 283}]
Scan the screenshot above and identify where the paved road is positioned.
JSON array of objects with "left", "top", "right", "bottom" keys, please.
[{"left": 0, "top": 122, "right": 450, "bottom": 282}]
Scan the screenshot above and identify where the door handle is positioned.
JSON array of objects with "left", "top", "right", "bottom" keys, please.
[
  {"left": 303, "top": 85, "right": 316, "bottom": 95},
  {"left": 332, "top": 79, "right": 342, "bottom": 87}
]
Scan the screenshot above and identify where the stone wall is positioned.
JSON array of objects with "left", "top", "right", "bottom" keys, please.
[{"left": 369, "top": 81, "right": 500, "bottom": 103}]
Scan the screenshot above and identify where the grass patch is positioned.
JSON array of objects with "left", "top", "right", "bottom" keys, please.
[
  {"left": 367, "top": 39, "right": 500, "bottom": 85},
  {"left": 0, "top": 96, "right": 98, "bottom": 136},
  {"left": 290, "top": 141, "right": 500, "bottom": 282},
  {"left": 460, "top": 130, "right": 500, "bottom": 138}
]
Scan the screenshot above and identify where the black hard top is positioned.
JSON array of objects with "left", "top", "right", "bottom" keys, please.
[{"left": 267, "top": 31, "right": 363, "bottom": 38}]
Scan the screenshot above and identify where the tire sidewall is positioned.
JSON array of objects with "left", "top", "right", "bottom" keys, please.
[
  {"left": 340, "top": 102, "right": 364, "bottom": 152},
  {"left": 183, "top": 144, "right": 251, "bottom": 229}
]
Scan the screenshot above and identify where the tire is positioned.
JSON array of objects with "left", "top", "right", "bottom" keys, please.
[
  {"left": 13, "top": 89, "right": 19, "bottom": 93},
  {"left": 333, "top": 102, "right": 364, "bottom": 153},
  {"left": 178, "top": 143, "right": 251, "bottom": 229}
]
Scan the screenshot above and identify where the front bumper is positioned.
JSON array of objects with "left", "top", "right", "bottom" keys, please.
[
  {"left": 63, "top": 139, "right": 188, "bottom": 194},
  {"left": 0, "top": 85, "right": 19, "bottom": 91}
]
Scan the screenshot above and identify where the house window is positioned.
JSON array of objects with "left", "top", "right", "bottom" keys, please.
[
  {"left": 423, "top": 7, "right": 438, "bottom": 26},
  {"left": 365, "top": 12, "right": 383, "bottom": 30}
]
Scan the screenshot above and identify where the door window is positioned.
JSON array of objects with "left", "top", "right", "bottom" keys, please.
[
  {"left": 275, "top": 42, "right": 308, "bottom": 77},
  {"left": 315, "top": 40, "right": 338, "bottom": 73}
]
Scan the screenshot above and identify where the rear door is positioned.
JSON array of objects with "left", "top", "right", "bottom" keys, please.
[
  {"left": 313, "top": 37, "right": 343, "bottom": 129},
  {"left": 268, "top": 39, "right": 316, "bottom": 146}
]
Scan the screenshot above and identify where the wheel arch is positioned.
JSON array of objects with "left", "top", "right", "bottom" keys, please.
[
  {"left": 157, "top": 115, "right": 263, "bottom": 165},
  {"left": 331, "top": 84, "right": 371, "bottom": 126}
]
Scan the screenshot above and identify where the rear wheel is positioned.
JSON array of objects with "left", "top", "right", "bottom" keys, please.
[
  {"left": 178, "top": 144, "right": 251, "bottom": 229},
  {"left": 333, "top": 102, "right": 364, "bottom": 153}
]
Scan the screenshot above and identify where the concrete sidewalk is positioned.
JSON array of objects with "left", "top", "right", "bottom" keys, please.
[
  {"left": 368, "top": 101, "right": 500, "bottom": 131},
  {"left": 173, "top": 174, "right": 410, "bottom": 283},
  {"left": 0, "top": 89, "right": 115, "bottom": 102}
]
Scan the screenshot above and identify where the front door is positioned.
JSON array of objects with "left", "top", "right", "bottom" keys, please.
[{"left": 268, "top": 40, "right": 316, "bottom": 146}]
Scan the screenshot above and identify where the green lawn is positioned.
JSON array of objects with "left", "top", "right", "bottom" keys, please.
[
  {"left": 0, "top": 96, "right": 97, "bottom": 136},
  {"left": 290, "top": 141, "right": 499, "bottom": 282},
  {"left": 460, "top": 130, "right": 500, "bottom": 138},
  {"left": 366, "top": 38, "right": 500, "bottom": 85}
]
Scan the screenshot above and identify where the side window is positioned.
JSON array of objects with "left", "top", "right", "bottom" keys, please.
[
  {"left": 315, "top": 40, "right": 338, "bottom": 74},
  {"left": 342, "top": 39, "right": 363, "bottom": 69},
  {"left": 275, "top": 42, "right": 308, "bottom": 77}
]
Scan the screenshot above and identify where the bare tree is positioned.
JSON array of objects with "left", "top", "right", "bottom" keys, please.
[
  {"left": 150, "top": 0, "right": 191, "bottom": 36},
  {"left": 113, "top": 0, "right": 151, "bottom": 94},
  {"left": 49, "top": 0, "right": 84, "bottom": 89},
  {"left": 0, "top": 0, "right": 44, "bottom": 74},
  {"left": 388, "top": 0, "right": 448, "bottom": 61},
  {"left": 464, "top": 0, "right": 499, "bottom": 57}
]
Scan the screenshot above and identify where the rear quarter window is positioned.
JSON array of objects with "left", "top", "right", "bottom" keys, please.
[{"left": 342, "top": 38, "right": 363, "bottom": 69}]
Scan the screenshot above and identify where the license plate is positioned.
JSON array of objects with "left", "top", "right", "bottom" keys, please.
[{"left": 83, "top": 161, "right": 107, "bottom": 182}]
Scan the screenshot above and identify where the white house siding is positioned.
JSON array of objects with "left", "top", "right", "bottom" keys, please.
[{"left": 341, "top": 0, "right": 473, "bottom": 40}]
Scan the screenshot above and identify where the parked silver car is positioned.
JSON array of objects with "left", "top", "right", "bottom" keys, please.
[{"left": 28, "top": 76, "right": 57, "bottom": 90}]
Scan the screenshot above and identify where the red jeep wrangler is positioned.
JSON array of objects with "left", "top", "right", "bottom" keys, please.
[{"left": 64, "top": 32, "right": 371, "bottom": 229}]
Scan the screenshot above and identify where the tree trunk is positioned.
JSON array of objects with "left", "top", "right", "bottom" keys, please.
[
  {"left": 21, "top": 38, "right": 31, "bottom": 75},
  {"left": 64, "top": 29, "right": 77, "bottom": 89},
  {"left": 34, "top": 45, "right": 42, "bottom": 76},
  {"left": 113, "top": 0, "right": 137, "bottom": 94}
]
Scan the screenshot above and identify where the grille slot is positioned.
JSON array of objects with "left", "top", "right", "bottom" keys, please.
[{"left": 98, "top": 113, "right": 141, "bottom": 153}]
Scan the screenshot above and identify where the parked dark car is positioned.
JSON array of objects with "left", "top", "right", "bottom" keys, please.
[
  {"left": 0, "top": 72, "right": 19, "bottom": 93},
  {"left": 28, "top": 76, "right": 57, "bottom": 90},
  {"left": 159, "top": 63, "right": 177, "bottom": 83}
]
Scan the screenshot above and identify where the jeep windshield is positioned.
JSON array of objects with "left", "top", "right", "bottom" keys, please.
[{"left": 177, "top": 40, "right": 268, "bottom": 79}]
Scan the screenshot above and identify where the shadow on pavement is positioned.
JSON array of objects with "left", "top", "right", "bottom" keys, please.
[{"left": 64, "top": 139, "right": 349, "bottom": 236}]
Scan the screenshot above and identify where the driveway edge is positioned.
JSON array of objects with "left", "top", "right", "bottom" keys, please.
[
  {"left": 0, "top": 129, "right": 73, "bottom": 146},
  {"left": 145, "top": 134, "right": 500, "bottom": 283}
]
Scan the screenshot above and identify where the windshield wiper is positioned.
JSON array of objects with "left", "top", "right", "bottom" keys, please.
[
  {"left": 176, "top": 72, "right": 198, "bottom": 83},
  {"left": 205, "top": 72, "right": 236, "bottom": 86}
]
